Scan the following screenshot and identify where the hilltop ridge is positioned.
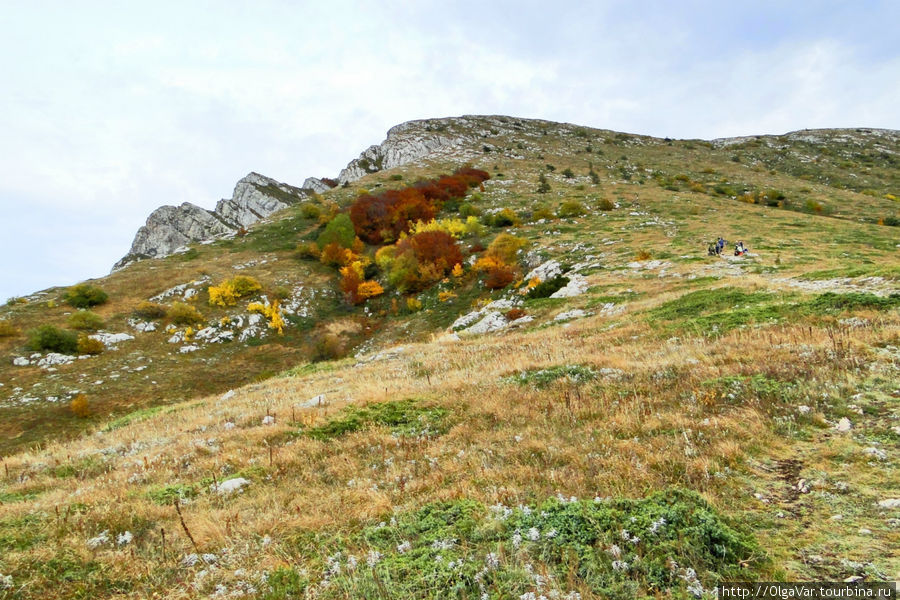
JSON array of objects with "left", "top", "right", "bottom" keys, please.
[{"left": 0, "top": 114, "right": 898, "bottom": 598}]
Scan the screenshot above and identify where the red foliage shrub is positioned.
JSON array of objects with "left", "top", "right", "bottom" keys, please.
[
  {"left": 389, "top": 231, "right": 464, "bottom": 292},
  {"left": 484, "top": 262, "right": 515, "bottom": 289},
  {"left": 349, "top": 168, "right": 490, "bottom": 245}
]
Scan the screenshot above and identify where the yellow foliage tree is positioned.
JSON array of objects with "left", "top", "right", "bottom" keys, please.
[{"left": 451, "top": 263, "right": 464, "bottom": 278}]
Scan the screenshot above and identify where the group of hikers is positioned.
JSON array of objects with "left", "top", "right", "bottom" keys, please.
[{"left": 707, "top": 237, "right": 749, "bottom": 256}]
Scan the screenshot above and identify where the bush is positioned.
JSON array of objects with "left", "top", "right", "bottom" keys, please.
[
  {"left": 311, "top": 333, "right": 345, "bottom": 362},
  {"left": 561, "top": 167, "right": 575, "bottom": 179},
  {"left": 70, "top": 394, "right": 91, "bottom": 418},
  {"left": 458, "top": 202, "right": 481, "bottom": 218},
  {"left": 486, "top": 233, "right": 526, "bottom": 264},
  {"left": 526, "top": 275, "right": 570, "bottom": 299},
  {"left": 67, "top": 310, "right": 104, "bottom": 331},
  {"left": 208, "top": 276, "right": 262, "bottom": 307},
  {"left": 320, "top": 242, "right": 357, "bottom": 268},
  {"left": 77, "top": 335, "right": 104, "bottom": 355},
  {"left": 299, "top": 202, "right": 321, "bottom": 220},
  {"left": 598, "top": 198, "right": 615, "bottom": 211},
  {"left": 133, "top": 301, "right": 167, "bottom": 320},
  {"left": 0, "top": 319, "right": 19, "bottom": 337},
  {"left": 537, "top": 172, "right": 551, "bottom": 194},
  {"left": 63, "top": 284, "right": 108, "bottom": 308},
  {"left": 484, "top": 208, "right": 519, "bottom": 228},
  {"left": 295, "top": 241, "right": 321, "bottom": 260},
  {"left": 388, "top": 231, "right": 464, "bottom": 292},
  {"left": 532, "top": 206, "right": 555, "bottom": 221},
  {"left": 317, "top": 213, "right": 357, "bottom": 249},
  {"left": 505, "top": 308, "right": 527, "bottom": 321},
  {"left": 557, "top": 200, "right": 587, "bottom": 218},
  {"left": 168, "top": 302, "right": 204, "bottom": 325},
  {"left": 26, "top": 324, "right": 78, "bottom": 354}
]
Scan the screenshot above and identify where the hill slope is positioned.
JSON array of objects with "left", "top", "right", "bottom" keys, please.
[{"left": 0, "top": 116, "right": 898, "bottom": 598}]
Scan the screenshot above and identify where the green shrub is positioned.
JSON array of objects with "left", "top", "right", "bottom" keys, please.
[
  {"left": 532, "top": 206, "right": 556, "bottom": 221},
  {"left": 63, "top": 284, "right": 108, "bottom": 308},
  {"left": 299, "top": 202, "right": 322, "bottom": 220},
  {"left": 167, "top": 302, "right": 205, "bottom": 325},
  {"left": 25, "top": 324, "right": 78, "bottom": 354},
  {"left": 311, "top": 333, "right": 346, "bottom": 362},
  {"left": 458, "top": 202, "right": 481, "bottom": 217},
  {"left": 306, "top": 398, "right": 448, "bottom": 441},
  {"left": 67, "top": 310, "right": 104, "bottom": 331},
  {"left": 504, "top": 364, "right": 597, "bottom": 388},
  {"left": 557, "top": 200, "right": 587, "bottom": 218},
  {"left": 317, "top": 213, "right": 357, "bottom": 249},
  {"left": 537, "top": 171, "right": 551, "bottom": 193},
  {"left": 133, "top": 301, "right": 167, "bottom": 320},
  {"left": 484, "top": 208, "right": 519, "bottom": 228},
  {"left": 527, "top": 275, "right": 570, "bottom": 299},
  {"left": 561, "top": 167, "right": 575, "bottom": 179}
]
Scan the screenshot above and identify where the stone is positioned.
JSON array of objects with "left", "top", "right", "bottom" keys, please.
[
  {"left": 877, "top": 498, "right": 900, "bottom": 509},
  {"left": 337, "top": 119, "right": 474, "bottom": 184},
  {"left": 524, "top": 260, "right": 563, "bottom": 283},
  {"left": 302, "top": 177, "right": 332, "bottom": 193},
  {"left": 835, "top": 417, "right": 852, "bottom": 432},
  {"left": 115, "top": 173, "right": 308, "bottom": 269},
  {"left": 12, "top": 357, "right": 29, "bottom": 366},
  {"left": 550, "top": 274, "right": 590, "bottom": 298},
  {"left": 213, "top": 477, "right": 250, "bottom": 495},
  {"left": 464, "top": 312, "right": 508, "bottom": 335}
]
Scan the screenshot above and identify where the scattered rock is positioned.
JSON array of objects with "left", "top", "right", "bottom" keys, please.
[
  {"left": 554, "top": 309, "right": 588, "bottom": 322},
  {"left": 214, "top": 478, "right": 250, "bottom": 495},
  {"left": 877, "top": 498, "right": 900, "bottom": 509},
  {"left": 550, "top": 274, "right": 590, "bottom": 298},
  {"left": 835, "top": 417, "right": 852, "bottom": 432}
]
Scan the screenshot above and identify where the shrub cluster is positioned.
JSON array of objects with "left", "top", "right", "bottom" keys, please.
[
  {"left": 349, "top": 167, "right": 489, "bottom": 244},
  {"left": 26, "top": 324, "right": 78, "bottom": 354},
  {"left": 0, "top": 318, "right": 19, "bottom": 337},
  {"left": 168, "top": 302, "right": 205, "bottom": 325},
  {"left": 63, "top": 284, "right": 108, "bottom": 308},
  {"left": 208, "top": 276, "right": 262, "bottom": 307},
  {"left": 385, "top": 231, "right": 464, "bottom": 293},
  {"left": 67, "top": 310, "right": 104, "bottom": 331},
  {"left": 133, "top": 301, "right": 167, "bottom": 320}
]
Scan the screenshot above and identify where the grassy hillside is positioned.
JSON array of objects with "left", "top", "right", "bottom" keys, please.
[{"left": 0, "top": 116, "right": 898, "bottom": 598}]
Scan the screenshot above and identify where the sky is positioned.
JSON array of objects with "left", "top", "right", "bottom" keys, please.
[{"left": 1, "top": 0, "right": 898, "bottom": 301}]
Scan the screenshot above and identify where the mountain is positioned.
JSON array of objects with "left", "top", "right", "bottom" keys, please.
[{"left": 0, "top": 116, "right": 898, "bottom": 599}]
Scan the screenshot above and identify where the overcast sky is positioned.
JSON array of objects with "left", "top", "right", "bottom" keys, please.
[{"left": 1, "top": 0, "right": 898, "bottom": 301}]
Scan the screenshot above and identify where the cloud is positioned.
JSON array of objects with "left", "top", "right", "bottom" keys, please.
[{"left": 0, "top": 1, "right": 897, "bottom": 300}]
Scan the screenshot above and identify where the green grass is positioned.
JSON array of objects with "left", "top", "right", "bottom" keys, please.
[
  {"left": 275, "top": 488, "right": 765, "bottom": 599},
  {"left": 306, "top": 398, "right": 449, "bottom": 441},
  {"left": 145, "top": 483, "right": 198, "bottom": 506},
  {"left": 503, "top": 364, "right": 598, "bottom": 389}
]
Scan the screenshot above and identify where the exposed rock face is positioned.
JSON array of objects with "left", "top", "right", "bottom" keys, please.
[
  {"left": 115, "top": 172, "right": 309, "bottom": 270},
  {"left": 302, "top": 177, "right": 332, "bottom": 194},
  {"left": 337, "top": 119, "right": 475, "bottom": 184}
]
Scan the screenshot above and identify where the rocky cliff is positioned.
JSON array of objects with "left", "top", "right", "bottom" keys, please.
[
  {"left": 114, "top": 172, "right": 310, "bottom": 270},
  {"left": 116, "top": 117, "right": 493, "bottom": 270}
]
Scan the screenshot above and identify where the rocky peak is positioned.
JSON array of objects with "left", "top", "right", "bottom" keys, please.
[
  {"left": 337, "top": 117, "right": 478, "bottom": 184},
  {"left": 114, "top": 172, "right": 310, "bottom": 270}
]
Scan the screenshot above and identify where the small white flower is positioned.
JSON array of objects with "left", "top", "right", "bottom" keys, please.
[
  {"left": 397, "top": 541, "right": 411, "bottom": 554},
  {"left": 512, "top": 531, "right": 522, "bottom": 548},
  {"left": 485, "top": 552, "right": 500, "bottom": 569},
  {"left": 607, "top": 544, "right": 621, "bottom": 558},
  {"left": 347, "top": 555, "right": 358, "bottom": 571},
  {"left": 0, "top": 573, "right": 12, "bottom": 589},
  {"left": 612, "top": 560, "right": 628, "bottom": 572},
  {"left": 527, "top": 527, "right": 541, "bottom": 541},
  {"left": 545, "top": 528, "right": 558, "bottom": 539}
]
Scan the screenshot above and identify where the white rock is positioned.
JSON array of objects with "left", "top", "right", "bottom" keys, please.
[
  {"left": 89, "top": 332, "right": 134, "bottom": 348},
  {"left": 179, "top": 345, "right": 200, "bottom": 353},
  {"left": 262, "top": 415, "right": 275, "bottom": 426},
  {"left": 554, "top": 309, "right": 588, "bottom": 321},
  {"left": 835, "top": 417, "right": 852, "bottom": 432},
  {"left": 877, "top": 498, "right": 900, "bottom": 509},
  {"left": 221, "top": 390, "right": 235, "bottom": 401},
  {"left": 214, "top": 477, "right": 251, "bottom": 495},
  {"left": 550, "top": 274, "right": 590, "bottom": 298},
  {"left": 37, "top": 353, "right": 76, "bottom": 367},
  {"left": 864, "top": 447, "right": 887, "bottom": 460},
  {"left": 524, "top": 260, "right": 563, "bottom": 283},
  {"left": 464, "top": 312, "right": 508, "bottom": 335},
  {"left": 12, "top": 357, "right": 29, "bottom": 366},
  {"left": 299, "top": 394, "right": 326, "bottom": 408}
]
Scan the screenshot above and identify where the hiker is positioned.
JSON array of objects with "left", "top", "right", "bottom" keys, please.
[
  {"left": 734, "top": 241, "right": 747, "bottom": 256},
  {"left": 708, "top": 242, "right": 717, "bottom": 256},
  {"left": 717, "top": 238, "right": 726, "bottom": 254}
]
